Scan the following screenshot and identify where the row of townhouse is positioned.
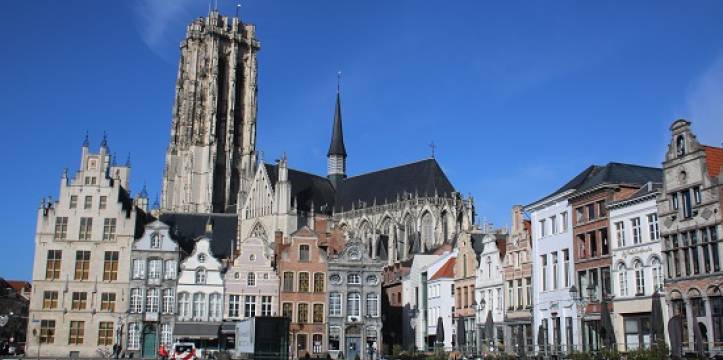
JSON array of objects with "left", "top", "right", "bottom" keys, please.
[
  {"left": 26, "top": 141, "right": 385, "bottom": 360},
  {"left": 384, "top": 119, "right": 721, "bottom": 357}
]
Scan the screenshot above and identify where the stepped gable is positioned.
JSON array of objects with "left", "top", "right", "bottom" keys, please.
[
  {"left": 334, "top": 158, "right": 455, "bottom": 212},
  {"left": 264, "top": 163, "right": 336, "bottom": 214},
  {"left": 159, "top": 212, "right": 238, "bottom": 259}
]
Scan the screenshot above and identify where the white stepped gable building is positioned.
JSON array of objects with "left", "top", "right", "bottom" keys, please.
[
  {"left": 224, "top": 234, "right": 280, "bottom": 320},
  {"left": 174, "top": 224, "right": 225, "bottom": 344},
  {"left": 475, "top": 233, "right": 507, "bottom": 352}
]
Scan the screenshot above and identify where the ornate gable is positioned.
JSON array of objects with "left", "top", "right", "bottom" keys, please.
[{"left": 242, "top": 164, "right": 275, "bottom": 219}]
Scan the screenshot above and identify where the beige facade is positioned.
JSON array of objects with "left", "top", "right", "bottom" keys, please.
[{"left": 27, "top": 140, "right": 143, "bottom": 358}]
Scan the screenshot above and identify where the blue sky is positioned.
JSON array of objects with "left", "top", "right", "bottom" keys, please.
[{"left": 1, "top": 1, "right": 722, "bottom": 280}]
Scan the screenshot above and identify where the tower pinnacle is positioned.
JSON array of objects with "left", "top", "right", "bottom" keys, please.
[{"left": 327, "top": 76, "right": 347, "bottom": 189}]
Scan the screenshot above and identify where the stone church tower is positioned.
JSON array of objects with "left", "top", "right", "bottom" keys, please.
[{"left": 161, "top": 10, "right": 260, "bottom": 214}]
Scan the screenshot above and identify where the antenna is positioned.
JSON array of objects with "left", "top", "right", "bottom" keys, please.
[{"left": 429, "top": 141, "right": 436, "bottom": 159}]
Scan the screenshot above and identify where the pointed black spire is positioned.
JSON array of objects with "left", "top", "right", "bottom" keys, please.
[
  {"left": 327, "top": 74, "right": 347, "bottom": 157},
  {"left": 82, "top": 132, "right": 90, "bottom": 147},
  {"left": 100, "top": 132, "right": 108, "bottom": 149},
  {"left": 125, "top": 153, "right": 131, "bottom": 167}
]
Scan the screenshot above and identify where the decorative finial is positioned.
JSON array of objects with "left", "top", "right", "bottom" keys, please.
[
  {"left": 111, "top": 153, "right": 117, "bottom": 166},
  {"left": 429, "top": 141, "right": 436, "bottom": 159},
  {"left": 125, "top": 153, "right": 131, "bottom": 167},
  {"left": 140, "top": 183, "right": 148, "bottom": 198},
  {"left": 236, "top": 0, "right": 241, "bottom": 18},
  {"left": 100, "top": 132, "right": 108, "bottom": 148},
  {"left": 337, "top": 71, "right": 342, "bottom": 94},
  {"left": 82, "top": 132, "right": 90, "bottom": 147}
]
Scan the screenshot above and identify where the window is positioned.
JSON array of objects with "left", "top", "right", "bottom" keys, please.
[
  {"left": 313, "top": 334, "right": 323, "bottom": 354},
  {"left": 691, "top": 230, "right": 701, "bottom": 275},
  {"left": 575, "top": 207, "right": 584, "bottom": 224},
  {"left": 648, "top": 214, "right": 660, "bottom": 241},
  {"left": 69, "top": 195, "right": 78, "bottom": 209},
  {"left": 245, "top": 295, "right": 256, "bottom": 318},
  {"left": 632, "top": 218, "right": 642, "bottom": 244},
  {"left": 228, "top": 295, "right": 240, "bottom": 317},
  {"left": 541, "top": 255, "right": 548, "bottom": 291},
  {"left": 694, "top": 186, "right": 701, "bottom": 204},
  {"left": 651, "top": 258, "right": 663, "bottom": 292},
  {"left": 563, "top": 250, "right": 570, "bottom": 287},
  {"left": 177, "top": 292, "right": 190, "bottom": 319},
  {"left": 130, "top": 288, "right": 142, "bottom": 313},
  {"left": 103, "top": 251, "right": 118, "bottom": 281},
  {"left": 101, "top": 292, "right": 116, "bottom": 312},
  {"left": 561, "top": 212, "right": 569, "bottom": 232},
  {"left": 615, "top": 222, "right": 626, "bottom": 247},
  {"left": 195, "top": 268, "right": 207, "bottom": 284},
  {"left": 676, "top": 135, "right": 686, "bottom": 157},
  {"left": 43, "top": 291, "right": 59, "bottom": 309},
  {"left": 633, "top": 261, "right": 645, "bottom": 296},
  {"left": 79, "top": 217, "right": 92, "bottom": 240},
  {"left": 261, "top": 296, "right": 272, "bottom": 316},
  {"left": 618, "top": 263, "right": 628, "bottom": 297},
  {"left": 132, "top": 259, "right": 145, "bottom": 279},
  {"left": 347, "top": 293, "right": 361, "bottom": 317},
  {"left": 298, "top": 272, "right": 310, "bottom": 292},
  {"left": 550, "top": 215, "right": 557, "bottom": 235},
  {"left": 313, "top": 304, "right": 324, "bottom": 323},
  {"left": 150, "top": 233, "right": 160, "bottom": 248},
  {"left": 587, "top": 204, "right": 595, "bottom": 221},
  {"left": 164, "top": 260, "right": 176, "bottom": 279},
  {"left": 162, "top": 289, "right": 174, "bottom": 314},
  {"left": 590, "top": 231, "right": 598, "bottom": 257},
  {"left": 161, "top": 323, "right": 172, "bottom": 347},
  {"left": 297, "top": 303, "right": 308, "bottom": 323},
  {"left": 98, "top": 322, "right": 113, "bottom": 346},
  {"left": 601, "top": 228, "right": 609, "bottom": 255},
  {"left": 540, "top": 219, "right": 546, "bottom": 238},
  {"left": 329, "top": 327, "right": 341, "bottom": 351},
  {"left": 127, "top": 322, "right": 140, "bottom": 350},
  {"left": 40, "top": 320, "right": 55, "bottom": 344},
  {"left": 72, "top": 292, "right": 87, "bottom": 310},
  {"left": 299, "top": 244, "right": 310, "bottom": 262},
  {"left": 283, "top": 272, "right": 294, "bottom": 291},
  {"left": 148, "top": 258, "right": 162, "bottom": 279},
  {"left": 46, "top": 250, "right": 62, "bottom": 279},
  {"left": 682, "top": 190, "right": 693, "bottom": 218},
  {"left": 712, "top": 226, "right": 720, "bottom": 272},
  {"left": 672, "top": 192, "right": 680, "bottom": 210},
  {"left": 329, "top": 292, "right": 342, "bottom": 316},
  {"left": 421, "top": 212, "right": 434, "bottom": 246},
  {"left": 209, "top": 293, "right": 222, "bottom": 320},
  {"left": 314, "top": 272, "right": 324, "bottom": 292},
  {"left": 552, "top": 252, "right": 559, "bottom": 289},
  {"left": 348, "top": 273, "right": 361, "bottom": 285},
  {"left": 566, "top": 317, "right": 573, "bottom": 350},
  {"left": 74, "top": 250, "right": 91, "bottom": 280},
  {"left": 99, "top": 196, "right": 107, "bottom": 210},
  {"left": 712, "top": 294, "right": 723, "bottom": 345},
  {"left": 297, "top": 334, "right": 307, "bottom": 351},
  {"left": 68, "top": 321, "right": 84, "bottom": 345},
  {"left": 84, "top": 196, "right": 92, "bottom": 209},
  {"left": 525, "top": 277, "right": 532, "bottom": 307},
  {"left": 282, "top": 303, "right": 293, "bottom": 319},
  {"left": 624, "top": 315, "right": 651, "bottom": 350},
  {"left": 103, "top": 218, "right": 116, "bottom": 241},
  {"left": 193, "top": 293, "right": 206, "bottom": 320},
  {"left": 367, "top": 293, "right": 379, "bottom": 317},
  {"left": 247, "top": 272, "right": 256, "bottom": 287},
  {"left": 146, "top": 288, "right": 159, "bottom": 312},
  {"left": 54, "top": 217, "right": 68, "bottom": 240}
]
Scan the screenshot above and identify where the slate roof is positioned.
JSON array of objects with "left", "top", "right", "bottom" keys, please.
[
  {"left": 264, "top": 164, "right": 336, "bottom": 214},
  {"left": 327, "top": 92, "right": 347, "bottom": 157},
  {"left": 263, "top": 158, "right": 456, "bottom": 215},
  {"left": 159, "top": 212, "right": 238, "bottom": 259},
  {"left": 571, "top": 162, "right": 662, "bottom": 195}
]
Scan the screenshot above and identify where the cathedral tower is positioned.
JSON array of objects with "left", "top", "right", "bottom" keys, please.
[
  {"left": 327, "top": 89, "right": 347, "bottom": 189},
  {"left": 162, "top": 10, "right": 260, "bottom": 213}
]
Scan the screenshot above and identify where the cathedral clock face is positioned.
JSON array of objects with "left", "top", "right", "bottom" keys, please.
[{"left": 348, "top": 247, "right": 361, "bottom": 260}]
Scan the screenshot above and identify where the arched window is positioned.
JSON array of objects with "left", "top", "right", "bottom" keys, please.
[
  {"left": 151, "top": 233, "right": 161, "bottom": 248},
  {"left": 178, "top": 292, "right": 190, "bottom": 319},
  {"left": 195, "top": 268, "right": 207, "bottom": 284},
  {"left": 421, "top": 212, "right": 434, "bottom": 250},
  {"left": 247, "top": 272, "right": 256, "bottom": 287},
  {"left": 617, "top": 263, "right": 628, "bottom": 297},
  {"left": 676, "top": 135, "right": 686, "bottom": 157},
  {"left": 404, "top": 215, "right": 415, "bottom": 255},
  {"left": 634, "top": 260, "right": 645, "bottom": 295},
  {"left": 347, "top": 273, "right": 361, "bottom": 285},
  {"left": 441, "top": 212, "right": 449, "bottom": 243},
  {"left": 347, "top": 293, "right": 361, "bottom": 317},
  {"left": 208, "top": 293, "right": 222, "bottom": 320},
  {"left": 651, "top": 257, "right": 663, "bottom": 292},
  {"left": 192, "top": 292, "right": 206, "bottom": 320}
]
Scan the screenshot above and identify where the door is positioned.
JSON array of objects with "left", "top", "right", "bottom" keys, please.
[
  {"left": 345, "top": 337, "right": 361, "bottom": 360},
  {"left": 142, "top": 325, "right": 157, "bottom": 358}
]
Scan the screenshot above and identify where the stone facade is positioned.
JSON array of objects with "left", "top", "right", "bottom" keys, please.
[
  {"left": 502, "top": 206, "right": 533, "bottom": 355},
  {"left": 161, "top": 10, "right": 260, "bottom": 214},
  {"left": 609, "top": 184, "right": 666, "bottom": 351},
  {"left": 277, "top": 227, "right": 329, "bottom": 358},
  {"left": 27, "top": 139, "right": 142, "bottom": 358},
  {"left": 126, "top": 220, "right": 181, "bottom": 357},
  {"left": 326, "top": 238, "right": 385, "bottom": 360},
  {"left": 453, "top": 231, "right": 483, "bottom": 353},
  {"left": 658, "top": 119, "right": 723, "bottom": 355},
  {"left": 426, "top": 252, "right": 457, "bottom": 351}
]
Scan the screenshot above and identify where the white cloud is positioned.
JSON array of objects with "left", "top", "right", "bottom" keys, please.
[
  {"left": 132, "top": 0, "right": 199, "bottom": 61},
  {"left": 686, "top": 54, "right": 723, "bottom": 146}
]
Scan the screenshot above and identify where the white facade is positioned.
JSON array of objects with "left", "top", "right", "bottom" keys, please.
[
  {"left": 176, "top": 234, "right": 225, "bottom": 324},
  {"left": 224, "top": 235, "right": 279, "bottom": 320},
  {"left": 527, "top": 193, "right": 579, "bottom": 353},
  {"left": 609, "top": 187, "right": 667, "bottom": 351},
  {"left": 475, "top": 234, "right": 505, "bottom": 350},
  {"left": 426, "top": 250, "right": 458, "bottom": 351},
  {"left": 401, "top": 254, "right": 441, "bottom": 350}
]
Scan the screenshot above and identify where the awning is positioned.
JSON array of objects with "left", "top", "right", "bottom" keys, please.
[
  {"left": 173, "top": 323, "right": 221, "bottom": 339},
  {"left": 221, "top": 322, "right": 236, "bottom": 334}
]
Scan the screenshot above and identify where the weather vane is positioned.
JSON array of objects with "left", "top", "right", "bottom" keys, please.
[{"left": 429, "top": 141, "right": 436, "bottom": 158}]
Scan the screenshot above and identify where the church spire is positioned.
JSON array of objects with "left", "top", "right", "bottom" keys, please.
[{"left": 327, "top": 72, "right": 347, "bottom": 189}]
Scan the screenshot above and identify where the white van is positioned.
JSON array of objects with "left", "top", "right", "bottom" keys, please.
[{"left": 171, "top": 342, "right": 197, "bottom": 360}]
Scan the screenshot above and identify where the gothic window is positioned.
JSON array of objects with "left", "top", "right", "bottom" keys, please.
[
  {"left": 404, "top": 215, "right": 416, "bottom": 255},
  {"left": 421, "top": 212, "right": 434, "bottom": 250},
  {"left": 441, "top": 211, "right": 449, "bottom": 243}
]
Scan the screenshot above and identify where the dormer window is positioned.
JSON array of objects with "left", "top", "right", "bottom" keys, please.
[
  {"left": 195, "top": 268, "right": 207, "bottom": 284},
  {"left": 676, "top": 135, "right": 686, "bottom": 157},
  {"left": 151, "top": 233, "right": 161, "bottom": 248},
  {"left": 198, "top": 254, "right": 206, "bottom": 263}
]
